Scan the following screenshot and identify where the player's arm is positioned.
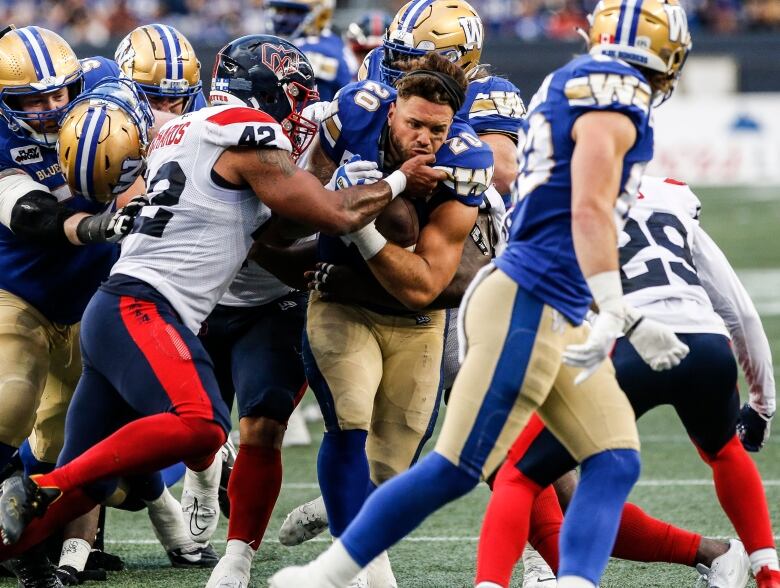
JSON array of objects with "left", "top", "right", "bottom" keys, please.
[
  {"left": 693, "top": 224, "right": 776, "bottom": 418},
  {"left": 250, "top": 239, "right": 318, "bottom": 290},
  {"left": 0, "top": 168, "right": 141, "bottom": 246},
  {"left": 306, "top": 134, "right": 339, "bottom": 185},
  {"left": 358, "top": 200, "right": 478, "bottom": 310},
  {"left": 479, "top": 132, "right": 517, "bottom": 196}
]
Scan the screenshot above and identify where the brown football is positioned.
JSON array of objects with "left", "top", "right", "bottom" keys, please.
[{"left": 375, "top": 196, "right": 419, "bottom": 248}]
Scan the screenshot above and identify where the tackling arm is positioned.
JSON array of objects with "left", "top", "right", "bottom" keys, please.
[{"left": 693, "top": 224, "right": 776, "bottom": 416}]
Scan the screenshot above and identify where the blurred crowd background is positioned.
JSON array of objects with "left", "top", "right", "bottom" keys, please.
[{"left": 2, "top": 0, "right": 779, "bottom": 46}]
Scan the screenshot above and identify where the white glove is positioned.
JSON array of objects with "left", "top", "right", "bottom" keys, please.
[
  {"left": 624, "top": 307, "right": 689, "bottom": 371},
  {"left": 562, "top": 271, "right": 625, "bottom": 385},
  {"left": 325, "top": 155, "right": 383, "bottom": 191},
  {"left": 301, "top": 100, "right": 331, "bottom": 124}
]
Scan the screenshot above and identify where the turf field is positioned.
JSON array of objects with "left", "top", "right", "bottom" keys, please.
[{"left": 5, "top": 186, "right": 780, "bottom": 587}]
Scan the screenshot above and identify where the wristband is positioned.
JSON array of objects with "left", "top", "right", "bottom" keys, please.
[
  {"left": 350, "top": 222, "right": 387, "bottom": 260},
  {"left": 586, "top": 270, "right": 624, "bottom": 316},
  {"left": 382, "top": 170, "right": 407, "bottom": 199}
]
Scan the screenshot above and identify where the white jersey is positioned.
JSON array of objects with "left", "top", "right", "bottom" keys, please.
[
  {"left": 621, "top": 175, "right": 775, "bottom": 414},
  {"left": 112, "top": 105, "right": 292, "bottom": 333}
]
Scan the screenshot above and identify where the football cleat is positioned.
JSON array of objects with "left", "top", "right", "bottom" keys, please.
[
  {"left": 206, "top": 553, "right": 251, "bottom": 588},
  {"left": 365, "top": 551, "right": 396, "bottom": 587},
  {"left": 522, "top": 545, "right": 557, "bottom": 587},
  {"left": 755, "top": 566, "right": 780, "bottom": 588},
  {"left": 0, "top": 475, "right": 61, "bottom": 545},
  {"left": 181, "top": 457, "right": 222, "bottom": 544},
  {"left": 278, "top": 495, "right": 328, "bottom": 546},
  {"left": 167, "top": 543, "right": 220, "bottom": 568},
  {"left": 218, "top": 438, "right": 237, "bottom": 519},
  {"left": 85, "top": 548, "right": 125, "bottom": 571},
  {"left": 695, "top": 539, "right": 750, "bottom": 588},
  {"left": 7, "top": 545, "right": 63, "bottom": 588},
  {"left": 347, "top": 570, "right": 369, "bottom": 588},
  {"left": 54, "top": 565, "right": 107, "bottom": 585},
  {"left": 268, "top": 564, "right": 338, "bottom": 588}
]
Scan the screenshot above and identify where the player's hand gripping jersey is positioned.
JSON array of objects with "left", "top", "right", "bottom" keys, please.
[
  {"left": 624, "top": 175, "right": 776, "bottom": 415},
  {"left": 110, "top": 105, "right": 292, "bottom": 333},
  {"left": 318, "top": 79, "right": 493, "bottom": 294},
  {"left": 0, "top": 57, "right": 121, "bottom": 324},
  {"left": 361, "top": 47, "right": 525, "bottom": 139},
  {"left": 497, "top": 54, "right": 654, "bottom": 324}
]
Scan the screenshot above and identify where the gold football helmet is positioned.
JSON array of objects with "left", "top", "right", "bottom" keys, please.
[
  {"left": 115, "top": 24, "right": 201, "bottom": 114},
  {"left": 588, "top": 0, "right": 692, "bottom": 101},
  {"left": 381, "top": 0, "right": 484, "bottom": 85},
  {"left": 265, "top": 0, "right": 335, "bottom": 38},
  {"left": 0, "top": 25, "right": 83, "bottom": 146},
  {"left": 58, "top": 78, "right": 153, "bottom": 203}
]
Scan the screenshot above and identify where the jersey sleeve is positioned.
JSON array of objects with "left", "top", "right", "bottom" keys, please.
[
  {"left": 465, "top": 76, "right": 526, "bottom": 139},
  {"left": 693, "top": 225, "right": 776, "bottom": 415},
  {"left": 203, "top": 107, "right": 292, "bottom": 152},
  {"left": 434, "top": 122, "right": 495, "bottom": 207},
  {"left": 563, "top": 58, "right": 652, "bottom": 131}
]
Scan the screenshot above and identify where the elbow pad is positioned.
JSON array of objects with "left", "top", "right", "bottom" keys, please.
[{"left": 10, "top": 191, "right": 77, "bottom": 245}]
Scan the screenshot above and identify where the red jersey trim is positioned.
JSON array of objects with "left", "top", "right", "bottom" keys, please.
[{"left": 207, "top": 107, "right": 276, "bottom": 126}]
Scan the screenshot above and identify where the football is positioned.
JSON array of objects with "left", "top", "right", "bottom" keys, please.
[{"left": 375, "top": 196, "right": 420, "bottom": 248}]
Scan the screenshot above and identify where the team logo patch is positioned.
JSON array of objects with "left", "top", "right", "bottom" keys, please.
[
  {"left": 261, "top": 44, "right": 307, "bottom": 80},
  {"left": 279, "top": 300, "right": 298, "bottom": 311},
  {"left": 213, "top": 77, "right": 230, "bottom": 92},
  {"left": 10, "top": 145, "right": 43, "bottom": 165},
  {"left": 415, "top": 314, "right": 431, "bottom": 325}
]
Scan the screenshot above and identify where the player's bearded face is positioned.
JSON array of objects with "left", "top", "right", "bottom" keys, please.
[
  {"left": 387, "top": 97, "right": 453, "bottom": 161},
  {"left": 14, "top": 87, "right": 70, "bottom": 132},
  {"left": 148, "top": 95, "right": 187, "bottom": 114}
]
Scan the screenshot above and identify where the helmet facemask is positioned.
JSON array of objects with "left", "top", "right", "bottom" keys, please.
[{"left": 281, "top": 80, "right": 319, "bottom": 160}]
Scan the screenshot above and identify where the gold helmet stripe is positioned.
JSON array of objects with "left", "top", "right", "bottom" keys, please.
[
  {"left": 151, "top": 24, "right": 182, "bottom": 80},
  {"left": 16, "top": 26, "right": 56, "bottom": 80}
]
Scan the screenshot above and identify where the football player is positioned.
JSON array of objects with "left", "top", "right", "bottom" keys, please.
[
  {"left": 0, "top": 33, "right": 441, "bottom": 563},
  {"left": 269, "top": 0, "right": 692, "bottom": 586},
  {"left": 265, "top": 0, "right": 358, "bottom": 101},
  {"left": 345, "top": 11, "right": 392, "bottom": 65},
  {"left": 479, "top": 177, "right": 780, "bottom": 588},
  {"left": 115, "top": 24, "right": 207, "bottom": 115},
  {"left": 360, "top": 0, "right": 525, "bottom": 199},
  {"left": 0, "top": 26, "right": 148, "bottom": 586}
]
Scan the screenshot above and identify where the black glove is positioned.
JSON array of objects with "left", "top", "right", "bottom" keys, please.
[
  {"left": 736, "top": 402, "right": 772, "bottom": 452},
  {"left": 76, "top": 196, "right": 147, "bottom": 244}
]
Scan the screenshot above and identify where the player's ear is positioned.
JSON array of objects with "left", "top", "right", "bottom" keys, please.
[{"left": 387, "top": 102, "right": 396, "bottom": 125}]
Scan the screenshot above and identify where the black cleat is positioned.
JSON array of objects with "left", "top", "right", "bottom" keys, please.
[
  {"left": 0, "top": 476, "right": 61, "bottom": 546},
  {"left": 167, "top": 543, "right": 219, "bottom": 568},
  {"left": 55, "top": 565, "right": 107, "bottom": 585},
  {"left": 218, "top": 439, "right": 237, "bottom": 519},
  {"left": 85, "top": 549, "right": 124, "bottom": 572},
  {"left": 6, "top": 545, "right": 63, "bottom": 588}
]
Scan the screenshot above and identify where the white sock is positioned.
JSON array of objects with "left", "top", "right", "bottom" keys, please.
[
  {"left": 224, "top": 540, "right": 254, "bottom": 575},
  {"left": 59, "top": 538, "right": 91, "bottom": 572},
  {"left": 558, "top": 576, "right": 597, "bottom": 588},
  {"left": 145, "top": 486, "right": 192, "bottom": 551},
  {"left": 315, "top": 539, "right": 363, "bottom": 587},
  {"left": 475, "top": 583, "right": 503, "bottom": 588},
  {"left": 750, "top": 548, "right": 780, "bottom": 574},
  {"left": 185, "top": 455, "right": 222, "bottom": 495}
]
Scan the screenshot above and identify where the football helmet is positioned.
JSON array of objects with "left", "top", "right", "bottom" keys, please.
[
  {"left": 381, "top": 0, "right": 484, "bottom": 85},
  {"left": 0, "top": 25, "right": 83, "bottom": 147},
  {"left": 58, "top": 78, "right": 154, "bottom": 203},
  {"left": 211, "top": 34, "right": 320, "bottom": 159},
  {"left": 346, "top": 11, "right": 393, "bottom": 58},
  {"left": 265, "top": 0, "right": 335, "bottom": 39},
  {"left": 588, "top": 0, "right": 692, "bottom": 102},
  {"left": 115, "top": 24, "right": 202, "bottom": 113}
]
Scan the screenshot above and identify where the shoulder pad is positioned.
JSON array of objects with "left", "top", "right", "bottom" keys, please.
[
  {"left": 465, "top": 75, "right": 526, "bottom": 137},
  {"left": 320, "top": 81, "right": 394, "bottom": 159},
  {"left": 640, "top": 175, "right": 702, "bottom": 221},
  {"left": 81, "top": 57, "right": 121, "bottom": 89},
  {"left": 434, "top": 120, "right": 495, "bottom": 206},
  {"left": 359, "top": 48, "right": 383, "bottom": 83},
  {"left": 203, "top": 106, "right": 292, "bottom": 152},
  {"left": 563, "top": 55, "right": 652, "bottom": 121}
]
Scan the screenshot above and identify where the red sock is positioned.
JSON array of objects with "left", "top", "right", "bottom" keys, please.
[
  {"left": 227, "top": 445, "right": 283, "bottom": 548},
  {"left": 0, "top": 487, "right": 96, "bottom": 561},
  {"left": 613, "top": 502, "right": 701, "bottom": 565},
  {"left": 697, "top": 434, "right": 776, "bottom": 554},
  {"left": 528, "top": 484, "right": 563, "bottom": 573},
  {"left": 37, "top": 414, "right": 226, "bottom": 493},
  {"left": 476, "top": 461, "right": 542, "bottom": 587}
]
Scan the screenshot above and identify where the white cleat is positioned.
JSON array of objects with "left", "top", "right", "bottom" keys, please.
[
  {"left": 207, "top": 540, "right": 253, "bottom": 588},
  {"left": 207, "top": 575, "right": 246, "bottom": 588},
  {"left": 278, "top": 495, "right": 329, "bottom": 546},
  {"left": 695, "top": 539, "right": 750, "bottom": 588},
  {"left": 365, "top": 551, "right": 397, "bottom": 588},
  {"left": 522, "top": 545, "right": 557, "bottom": 588},
  {"left": 269, "top": 564, "right": 332, "bottom": 588},
  {"left": 347, "top": 570, "right": 369, "bottom": 588},
  {"left": 181, "top": 457, "right": 222, "bottom": 544}
]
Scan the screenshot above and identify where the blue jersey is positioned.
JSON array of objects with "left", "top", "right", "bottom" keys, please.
[
  {"left": 318, "top": 79, "right": 493, "bottom": 309},
  {"left": 361, "top": 47, "right": 526, "bottom": 138},
  {"left": 191, "top": 91, "right": 208, "bottom": 112},
  {"left": 293, "top": 32, "right": 357, "bottom": 102},
  {"left": 496, "top": 54, "right": 654, "bottom": 325},
  {"left": 0, "top": 56, "right": 122, "bottom": 325}
]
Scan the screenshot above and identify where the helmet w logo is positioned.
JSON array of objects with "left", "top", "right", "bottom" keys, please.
[
  {"left": 458, "top": 16, "right": 483, "bottom": 48},
  {"left": 261, "top": 44, "right": 305, "bottom": 79},
  {"left": 663, "top": 4, "right": 689, "bottom": 42}
]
